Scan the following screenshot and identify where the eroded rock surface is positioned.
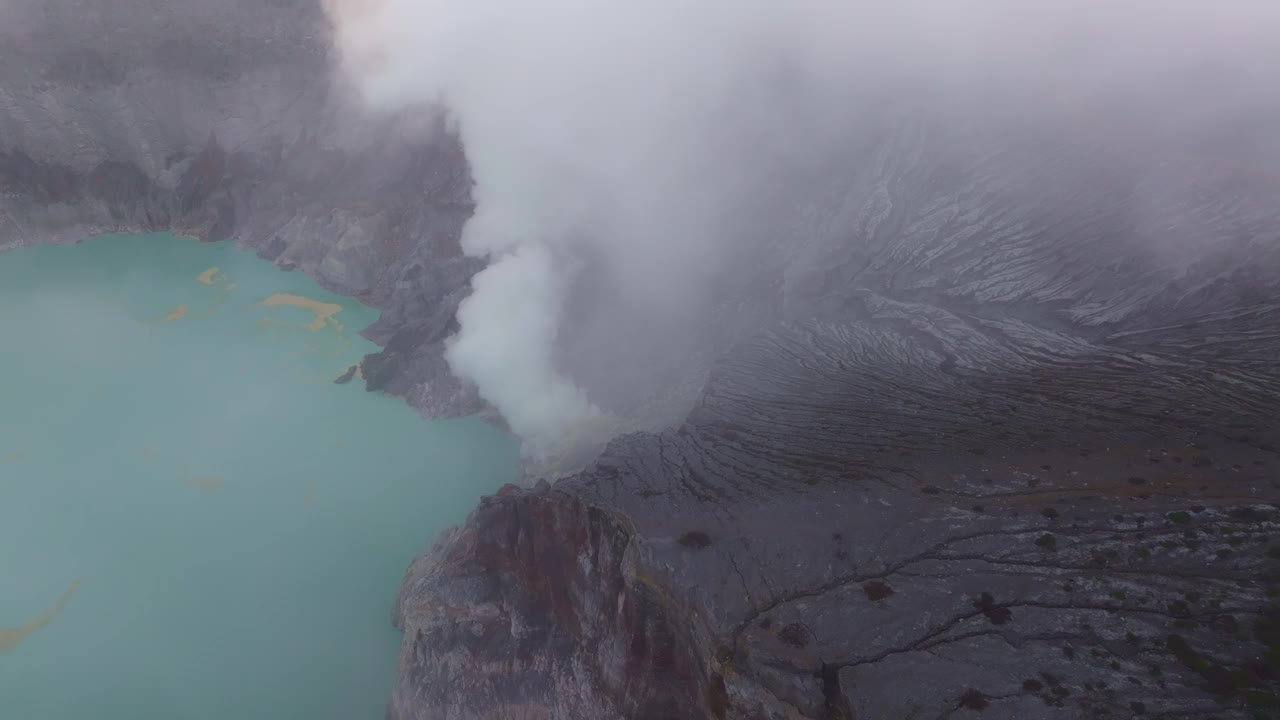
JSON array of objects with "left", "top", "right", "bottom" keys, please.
[{"left": 400, "top": 316, "right": 1280, "bottom": 719}]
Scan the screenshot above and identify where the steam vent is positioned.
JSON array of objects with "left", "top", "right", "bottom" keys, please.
[{"left": 3, "top": 1, "right": 1280, "bottom": 719}]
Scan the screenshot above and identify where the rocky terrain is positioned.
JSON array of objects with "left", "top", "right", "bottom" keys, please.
[
  {"left": 5, "top": 1, "right": 1280, "bottom": 719},
  {"left": 395, "top": 324, "right": 1280, "bottom": 719}
]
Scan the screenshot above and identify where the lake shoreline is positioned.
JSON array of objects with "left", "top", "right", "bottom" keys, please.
[{"left": 0, "top": 233, "right": 519, "bottom": 719}]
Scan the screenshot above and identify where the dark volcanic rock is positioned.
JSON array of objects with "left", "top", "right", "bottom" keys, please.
[
  {"left": 392, "top": 484, "right": 711, "bottom": 720},
  {"left": 332, "top": 364, "right": 359, "bottom": 385}
]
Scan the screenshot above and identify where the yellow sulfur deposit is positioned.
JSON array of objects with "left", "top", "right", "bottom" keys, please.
[
  {"left": 261, "top": 294, "right": 343, "bottom": 332},
  {"left": 196, "top": 267, "right": 227, "bottom": 286},
  {"left": 184, "top": 473, "right": 224, "bottom": 495},
  {"left": 0, "top": 583, "right": 80, "bottom": 653}
]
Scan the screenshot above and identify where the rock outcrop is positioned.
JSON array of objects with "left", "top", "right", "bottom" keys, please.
[{"left": 5, "top": 2, "right": 1280, "bottom": 719}]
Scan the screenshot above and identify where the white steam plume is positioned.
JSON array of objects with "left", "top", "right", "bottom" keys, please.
[{"left": 324, "top": 0, "right": 1280, "bottom": 455}]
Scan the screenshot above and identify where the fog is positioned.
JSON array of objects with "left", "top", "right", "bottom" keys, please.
[{"left": 324, "top": 0, "right": 1280, "bottom": 456}]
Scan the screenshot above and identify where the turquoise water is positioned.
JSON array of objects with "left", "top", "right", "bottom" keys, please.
[{"left": 0, "top": 234, "right": 518, "bottom": 719}]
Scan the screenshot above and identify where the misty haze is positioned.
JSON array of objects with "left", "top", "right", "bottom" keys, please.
[{"left": 2, "top": 1, "right": 1279, "bottom": 719}]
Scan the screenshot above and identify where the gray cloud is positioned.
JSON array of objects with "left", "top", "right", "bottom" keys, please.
[{"left": 324, "top": 0, "right": 1280, "bottom": 455}]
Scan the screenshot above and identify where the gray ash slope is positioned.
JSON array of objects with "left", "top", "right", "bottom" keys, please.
[
  {"left": 4, "top": 2, "right": 1280, "bottom": 719},
  {"left": 389, "top": 47, "right": 1280, "bottom": 720},
  {"left": 394, "top": 131, "right": 1280, "bottom": 718}
]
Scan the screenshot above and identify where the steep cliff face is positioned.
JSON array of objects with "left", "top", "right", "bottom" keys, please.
[
  {"left": 5, "top": 2, "right": 1280, "bottom": 719},
  {"left": 392, "top": 485, "right": 717, "bottom": 720}
]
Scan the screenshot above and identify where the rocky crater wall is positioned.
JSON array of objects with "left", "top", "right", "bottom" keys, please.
[{"left": 1, "top": 0, "right": 484, "bottom": 416}]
